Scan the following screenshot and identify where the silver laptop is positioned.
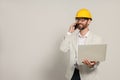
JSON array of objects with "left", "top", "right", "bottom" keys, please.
[{"left": 78, "top": 44, "right": 107, "bottom": 62}]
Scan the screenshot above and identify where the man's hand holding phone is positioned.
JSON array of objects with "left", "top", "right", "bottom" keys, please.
[{"left": 68, "top": 23, "right": 78, "bottom": 33}]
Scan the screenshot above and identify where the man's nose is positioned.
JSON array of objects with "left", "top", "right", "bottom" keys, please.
[{"left": 78, "top": 20, "right": 82, "bottom": 24}]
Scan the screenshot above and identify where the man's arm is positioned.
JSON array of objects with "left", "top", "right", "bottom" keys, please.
[
  {"left": 60, "top": 33, "right": 72, "bottom": 53},
  {"left": 60, "top": 23, "right": 76, "bottom": 53}
]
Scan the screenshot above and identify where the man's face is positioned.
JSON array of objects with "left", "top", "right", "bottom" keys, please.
[{"left": 75, "top": 18, "right": 90, "bottom": 30}]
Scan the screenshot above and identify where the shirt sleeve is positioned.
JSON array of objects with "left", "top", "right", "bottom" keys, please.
[{"left": 60, "top": 32, "right": 72, "bottom": 53}]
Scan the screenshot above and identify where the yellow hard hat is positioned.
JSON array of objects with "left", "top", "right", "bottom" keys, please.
[{"left": 75, "top": 8, "right": 92, "bottom": 20}]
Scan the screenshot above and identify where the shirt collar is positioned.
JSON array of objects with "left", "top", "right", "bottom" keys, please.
[{"left": 78, "top": 31, "right": 90, "bottom": 38}]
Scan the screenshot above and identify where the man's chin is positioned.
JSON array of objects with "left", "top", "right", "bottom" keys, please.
[
  {"left": 78, "top": 27, "right": 85, "bottom": 30},
  {"left": 80, "top": 28, "right": 85, "bottom": 30},
  {"left": 78, "top": 26, "right": 84, "bottom": 30}
]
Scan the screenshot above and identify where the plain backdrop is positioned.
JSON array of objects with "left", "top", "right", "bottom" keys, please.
[{"left": 0, "top": 0, "right": 120, "bottom": 80}]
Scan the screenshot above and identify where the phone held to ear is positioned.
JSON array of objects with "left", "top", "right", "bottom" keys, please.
[{"left": 74, "top": 24, "right": 79, "bottom": 30}]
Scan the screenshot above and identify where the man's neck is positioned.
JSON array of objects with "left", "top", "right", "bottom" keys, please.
[{"left": 79, "top": 28, "right": 89, "bottom": 37}]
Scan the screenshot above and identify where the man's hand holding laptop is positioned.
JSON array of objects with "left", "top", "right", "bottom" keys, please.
[{"left": 82, "top": 59, "right": 97, "bottom": 68}]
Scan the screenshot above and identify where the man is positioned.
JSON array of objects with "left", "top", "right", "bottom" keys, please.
[{"left": 60, "top": 8, "right": 103, "bottom": 80}]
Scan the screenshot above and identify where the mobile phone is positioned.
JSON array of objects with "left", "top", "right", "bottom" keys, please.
[{"left": 74, "top": 24, "right": 79, "bottom": 30}]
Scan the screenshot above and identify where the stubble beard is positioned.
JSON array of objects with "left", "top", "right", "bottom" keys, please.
[{"left": 78, "top": 24, "right": 88, "bottom": 30}]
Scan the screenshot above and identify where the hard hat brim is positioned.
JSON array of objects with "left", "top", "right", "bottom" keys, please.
[{"left": 75, "top": 17, "right": 92, "bottom": 21}]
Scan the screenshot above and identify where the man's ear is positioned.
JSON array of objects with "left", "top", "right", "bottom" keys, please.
[{"left": 87, "top": 19, "right": 91, "bottom": 25}]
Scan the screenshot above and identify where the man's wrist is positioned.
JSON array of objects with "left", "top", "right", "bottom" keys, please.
[{"left": 67, "top": 32, "right": 72, "bottom": 35}]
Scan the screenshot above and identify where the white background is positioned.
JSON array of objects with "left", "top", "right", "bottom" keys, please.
[{"left": 0, "top": 0, "right": 120, "bottom": 80}]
